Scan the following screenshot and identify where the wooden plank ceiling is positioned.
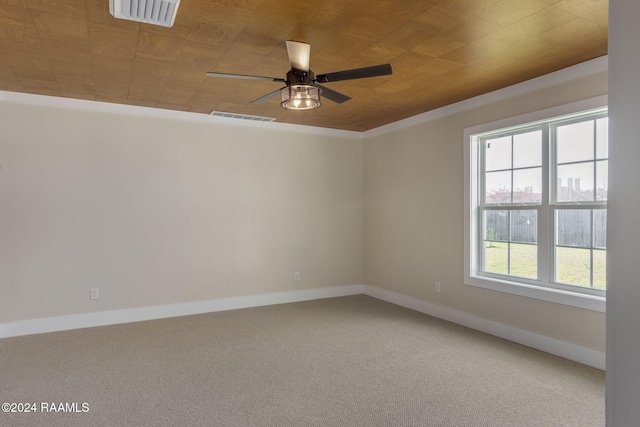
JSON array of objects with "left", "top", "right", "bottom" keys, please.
[{"left": 0, "top": 0, "right": 608, "bottom": 131}]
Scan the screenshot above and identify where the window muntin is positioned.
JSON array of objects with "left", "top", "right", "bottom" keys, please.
[{"left": 476, "top": 110, "right": 607, "bottom": 294}]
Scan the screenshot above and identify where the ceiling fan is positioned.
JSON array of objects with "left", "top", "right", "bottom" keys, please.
[{"left": 206, "top": 40, "right": 392, "bottom": 111}]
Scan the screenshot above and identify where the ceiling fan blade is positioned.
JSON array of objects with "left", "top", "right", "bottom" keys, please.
[
  {"left": 285, "top": 40, "right": 310, "bottom": 71},
  {"left": 316, "top": 64, "right": 392, "bottom": 83},
  {"left": 316, "top": 84, "right": 351, "bottom": 104},
  {"left": 250, "top": 88, "right": 285, "bottom": 104},
  {"left": 206, "top": 72, "right": 285, "bottom": 83}
]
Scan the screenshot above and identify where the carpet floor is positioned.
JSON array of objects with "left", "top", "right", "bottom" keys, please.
[{"left": 0, "top": 295, "right": 604, "bottom": 426}]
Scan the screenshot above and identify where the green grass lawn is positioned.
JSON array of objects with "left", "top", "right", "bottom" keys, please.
[{"left": 484, "top": 242, "right": 606, "bottom": 289}]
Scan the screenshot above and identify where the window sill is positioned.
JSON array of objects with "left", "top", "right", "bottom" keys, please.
[{"left": 465, "top": 275, "right": 605, "bottom": 312}]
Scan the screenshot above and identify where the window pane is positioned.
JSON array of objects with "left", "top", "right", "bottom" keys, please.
[
  {"left": 511, "top": 210, "right": 537, "bottom": 244},
  {"left": 556, "top": 209, "right": 591, "bottom": 248},
  {"left": 594, "top": 210, "right": 607, "bottom": 249},
  {"left": 596, "top": 160, "right": 608, "bottom": 201},
  {"left": 510, "top": 243, "right": 537, "bottom": 279},
  {"left": 557, "top": 162, "right": 594, "bottom": 202},
  {"left": 513, "top": 130, "right": 542, "bottom": 168},
  {"left": 484, "top": 210, "right": 508, "bottom": 242},
  {"left": 485, "top": 136, "right": 511, "bottom": 171},
  {"left": 483, "top": 211, "right": 538, "bottom": 279},
  {"left": 485, "top": 241, "right": 508, "bottom": 275},
  {"left": 556, "top": 247, "right": 591, "bottom": 287},
  {"left": 557, "top": 121, "right": 594, "bottom": 163},
  {"left": 485, "top": 171, "right": 511, "bottom": 204},
  {"left": 596, "top": 117, "right": 608, "bottom": 159},
  {"left": 513, "top": 168, "right": 542, "bottom": 203},
  {"left": 593, "top": 250, "right": 606, "bottom": 290}
]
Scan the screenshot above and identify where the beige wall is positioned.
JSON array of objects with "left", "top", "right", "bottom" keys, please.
[
  {"left": 0, "top": 102, "right": 364, "bottom": 323},
  {"left": 0, "top": 63, "right": 610, "bottom": 355},
  {"left": 364, "top": 71, "right": 608, "bottom": 352}
]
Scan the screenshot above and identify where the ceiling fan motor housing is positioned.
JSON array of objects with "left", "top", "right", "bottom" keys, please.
[{"left": 286, "top": 69, "right": 315, "bottom": 85}]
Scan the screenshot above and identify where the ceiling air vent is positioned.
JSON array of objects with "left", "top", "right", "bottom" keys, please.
[
  {"left": 109, "top": 0, "right": 180, "bottom": 27},
  {"left": 210, "top": 112, "right": 276, "bottom": 122}
]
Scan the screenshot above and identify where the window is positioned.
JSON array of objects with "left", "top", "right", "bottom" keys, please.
[{"left": 464, "top": 98, "right": 607, "bottom": 312}]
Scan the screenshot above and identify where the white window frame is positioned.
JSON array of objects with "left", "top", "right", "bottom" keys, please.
[{"left": 464, "top": 96, "right": 607, "bottom": 312}]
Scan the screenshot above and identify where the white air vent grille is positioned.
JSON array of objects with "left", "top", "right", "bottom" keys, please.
[
  {"left": 210, "top": 112, "right": 276, "bottom": 122},
  {"left": 110, "top": 0, "right": 180, "bottom": 27}
]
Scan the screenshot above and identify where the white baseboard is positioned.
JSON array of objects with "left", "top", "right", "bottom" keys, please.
[
  {"left": 0, "top": 283, "right": 605, "bottom": 370},
  {"left": 0, "top": 285, "right": 364, "bottom": 339},
  {"left": 362, "top": 285, "right": 605, "bottom": 370}
]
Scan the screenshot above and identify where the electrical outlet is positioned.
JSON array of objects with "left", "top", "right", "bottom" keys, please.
[
  {"left": 90, "top": 288, "right": 99, "bottom": 300},
  {"left": 435, "top": 282, "right": 441, "bottom": 293},
  {"left": 294, "top": 272, "right": 300, "bottom": 282}
]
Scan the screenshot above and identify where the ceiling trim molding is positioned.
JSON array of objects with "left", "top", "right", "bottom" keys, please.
[
  {"left": 0, "top": 55, "right": 607, "bottom": 139},
  {"left": 0, "top": 91, "right": 363, "bottom": 139},
  {"left": 363, "top": 55, "right": 609, "bottom": 138}
]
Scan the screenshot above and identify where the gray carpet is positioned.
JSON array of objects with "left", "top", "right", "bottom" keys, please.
[{"left": 0, "top": 295, "right": 604, "bottom": 426}]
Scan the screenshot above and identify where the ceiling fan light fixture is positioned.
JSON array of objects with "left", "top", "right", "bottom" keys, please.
[{"left": 280, "top": 85, "right": 321, "bottom": 111}]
